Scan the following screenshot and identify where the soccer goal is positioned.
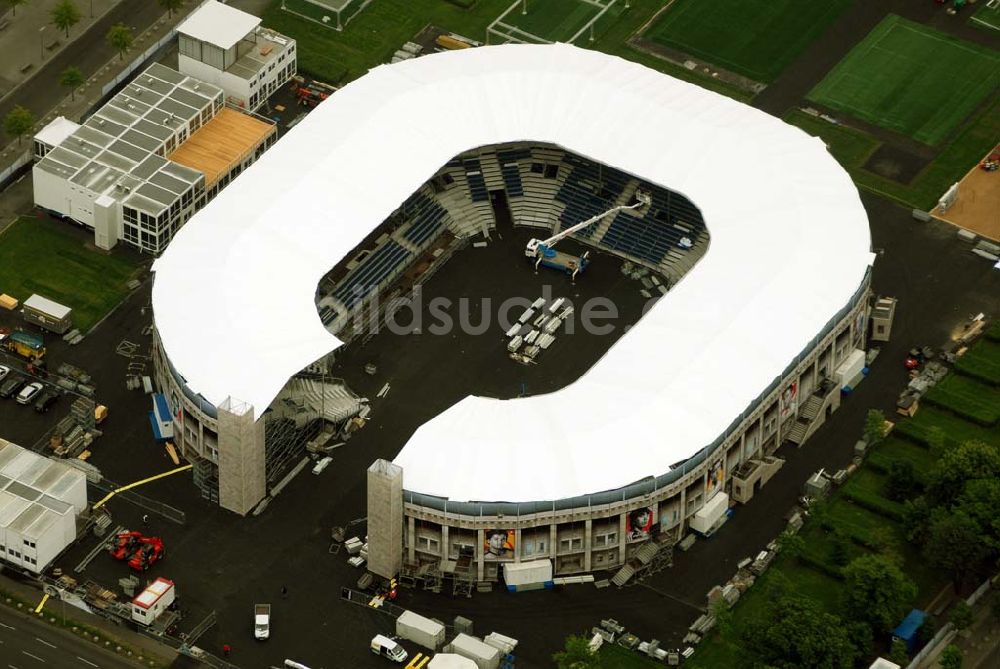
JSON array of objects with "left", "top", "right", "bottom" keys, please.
[
  {"left": 281, "top": 0, "right": 371, "bottom": 32},
  {"left": 487, "top": 0, "right": 623, "bottom": 45}
]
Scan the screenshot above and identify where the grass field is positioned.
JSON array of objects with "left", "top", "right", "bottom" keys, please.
[
  {"left": 501, "top": 0, "right": 613, "bottom": 44},
  {"left": 0, "top": 217, "right": 141, "bottom": 332},
  {"left": 600, "top": 643, "right": 663, "bottom": 667},
  {"left": 955, "top": 338, "right": 1000, "bottom": 385},
  {"left": 808, "top": 15, "right": 1000, "bottom": 145},
  {"left": 262, "top": 0, "right": 751, "bottom": 98},
  {"left": 924, "top": 374, "right": 1000, "bottom": 426},
  {"left": 971, "top": 2, "right": 1000, "bottom": 32},
  {"left": 645, "top": 0, "right": 851, "bottom": 82},
  {"left": 784, "top": 96, "right": 1000, "bottom": 210}
]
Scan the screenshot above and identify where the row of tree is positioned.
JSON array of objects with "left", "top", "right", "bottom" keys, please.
[{"left": 2, "top": 0, "right": 187, "bottom": 25}]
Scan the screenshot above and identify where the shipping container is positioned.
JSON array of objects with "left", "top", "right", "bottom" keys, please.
[
  {"left": 444, "top": 634, "right": 500, "bottom": 669},
  {"left": 396, "top": 610, "right": 445, "bottom": 650}
]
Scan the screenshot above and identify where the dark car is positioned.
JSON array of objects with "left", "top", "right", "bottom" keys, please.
[
  {"left": 0, "top": 376, "right": 23, "bottom": 399},
  {"left": 34, "top": 390, "right": 59, "bottom": 413}
]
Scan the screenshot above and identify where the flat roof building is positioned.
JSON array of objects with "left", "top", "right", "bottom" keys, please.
[
  {"left": 32, "top": 62, "right": 276, "bottom": 254},
  {"left": 0, "top": 439, "right": 87, "bottom": 574},
  {"left": 178, "top": 0, "right": 297, "bottom": 112}
]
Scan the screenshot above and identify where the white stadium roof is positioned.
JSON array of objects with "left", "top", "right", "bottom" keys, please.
[{"left": 152, "top": 43, "right": 873, "bottom": 503}]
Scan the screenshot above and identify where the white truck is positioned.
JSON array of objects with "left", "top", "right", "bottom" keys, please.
[{"left": 254, "top": 603, "right": 271, "bottom": 640}]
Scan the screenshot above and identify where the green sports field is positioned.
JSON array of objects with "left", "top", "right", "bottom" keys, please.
[
  {"left": 501, "top": 0, "right": 612, "bottom": 44},
  {"left": 808, "top": 15, "right": 1000, "bottom": 146},
  {"left": 971, "top": 1, "right": 1000, "bottom": 32},
  {"left": 644, "top": 0, "right": 852, "bottom": 82},
  {"left": 0, "top": 217, "right": 141, "bottom": 332}
]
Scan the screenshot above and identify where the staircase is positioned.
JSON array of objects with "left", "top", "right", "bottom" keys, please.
[
  {"left": 283, "top": 378, "right": 362, "bottom": 424},
  {"left": 610, "top": 563, "right": 635, "bottom": 587},
  {"left": 786, "top": 387, "right": 830, "bottom": 446}
]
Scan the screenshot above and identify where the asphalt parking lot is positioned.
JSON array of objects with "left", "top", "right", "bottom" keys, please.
[{"left": 0, "top": 189, "right": 991, "bottom": 669}]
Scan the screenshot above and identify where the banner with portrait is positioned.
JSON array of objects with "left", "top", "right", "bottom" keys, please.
[
  {"left": 626, "top": 507, "right": 653, "bottom": 543},
  {"left": 484, "top": 529, "right": 515, "bottom": 559},
  {"left": 779, "top": 381, "right": 798, "bottom": 420}
]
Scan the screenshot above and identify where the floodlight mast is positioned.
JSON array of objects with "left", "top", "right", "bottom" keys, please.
[{"left": 525, "top": 190, "right": 652, "bottom": 259}]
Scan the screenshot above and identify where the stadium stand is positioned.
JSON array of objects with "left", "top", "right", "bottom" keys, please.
[{"left": 331, "top": 240, "right": 412, "bottom": 310}]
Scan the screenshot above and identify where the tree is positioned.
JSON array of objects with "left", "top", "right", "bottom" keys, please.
[
  {"left": 902, "top": 496, "right": 931, "bottom": 544},
  {"left": 4, "top": 0, "right": 29, "bottom": 17},
  {"left": 927, "top": 440, "right": 1000, "bottom": 507},
  {"left": 923, "top": 509, "right": 991, "bottom": 590},
  {"left": 157, "top": 0, "right": 184, "bottom": 17},
  {"left": 888, "top": 638, "right": 909, "bottom": 666},
  {"left": 776, "top": 530, "right": 805, "bottom": 559},
  {"left": 50, "top": 0, "right": 81, "bottom": 38},
  {"left": 886, "top": 460, "right": 918, "bottom": 501},
  {"left": 992, "top": 593, "right": 1000, "bottom": 622},
  {"left": 864, "top": 408, "right": 887, "bottom": 445},
  {"left": 830, "top": 530, "right": 851, "bottom": 567},
  {"left": 553, "top": 635, "right": 601, "bottom": 669},
  {"left": 59, "top": 65, "right": 84, "bottom": 101},
  {"left": 3, "top": 105, "right": 35, "bottom": 146},
  {"left": 939, "top": 644, "right": 963, "bottom": 669},
  {"left": 956, "top": 477, "right": 1000, "bottom": 551},
  {"left": 106, "top": 23, "right": 133, "bottom": 60},
  {"left": 950, "top": 600, "right": 972, "bottom": 632},
  {"left": 842, "top": 554, "right": 917, "bottom": 633},
  {"left": 740, "top": 595, "right": 860, "bottom": 669}
]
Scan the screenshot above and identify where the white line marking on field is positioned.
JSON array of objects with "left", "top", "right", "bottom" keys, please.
[
  {"left": 35, "top": 638, "right": 56, "bottom": 649},
  {"left": 76, "top": 658, "right": 98, "bottom": 668},
  {"left": 20, "top": 651, "right": 44, "bottom": 663}
]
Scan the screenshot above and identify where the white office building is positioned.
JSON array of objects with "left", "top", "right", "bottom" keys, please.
[
  {"left": 0, "top": 439, "right": 87, "bottom": 574},
  {"left": 32, "top": 62, "right": 277, "bottom": 254},
  {"left": 178, "top": 0, "right": 297, "bottom": 111}
]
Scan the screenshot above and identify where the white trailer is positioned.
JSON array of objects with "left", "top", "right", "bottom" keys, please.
[
  {"left": 22, "top": 294, "right": 73, "bottom": 335},
  {"left": 688, "top": 492, "right": 730, "bottom": 536},
  {"left": 445, "top": 634, "right": 500, "bottom": 669},
  {"left": 131, "top": 578, "right": 175, "bottom": 625},
  {"left": 396, "top": 610, "right": 445, "bottom": 650},
  {"left": 503, "top": 559, "right": 553, "bottom": 592}
]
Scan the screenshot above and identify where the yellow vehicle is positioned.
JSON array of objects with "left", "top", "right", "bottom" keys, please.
[{"left": 0, "top": 330, "right": 46, "bottom": 361}]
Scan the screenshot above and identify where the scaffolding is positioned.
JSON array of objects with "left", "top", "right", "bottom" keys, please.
[{"left": 264, "top": 416, "right": 323, "bottom": 486}]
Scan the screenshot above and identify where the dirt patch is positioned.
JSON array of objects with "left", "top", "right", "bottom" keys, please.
[{"left": 863, "top": 144, "right": 929, "bottom": 184}]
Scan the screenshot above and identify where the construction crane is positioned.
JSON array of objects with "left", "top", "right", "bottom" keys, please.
[{"left": 525, "top": 190, "right": 652, "bottom": 280}]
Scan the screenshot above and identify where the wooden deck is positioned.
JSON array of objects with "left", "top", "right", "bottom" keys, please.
[{"left": 168, "top": 108, "right": 274, "bottom": 186}]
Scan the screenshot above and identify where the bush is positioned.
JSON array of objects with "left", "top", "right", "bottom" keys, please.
[
  {"left": 886, "top": 460, "right": 919, "bottom": 501},
  {"left": 444, "top": 0, "right": 477, "bottom": 8},
  {"left": 796, "top": 552, "right": 845, "bottom": 581},
  {"left": 842, "top": 489, "right": 905, "bottom": 522}
]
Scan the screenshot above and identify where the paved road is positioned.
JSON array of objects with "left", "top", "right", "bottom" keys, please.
[
  {"left": 0, "top": 0, "right": 165, "bottom": 124},
  {"left": 0, "top": 603, "right": 138, "bottom": 669}
]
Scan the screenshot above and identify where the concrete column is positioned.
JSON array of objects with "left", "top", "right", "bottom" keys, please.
[
  {"left": 739, "top": 432, "right": 746, "bottom": 465},
  {"left": 678, "top": 486, "right": 687, "bottom": 536},
  {"left": 583, "top": 519, "right": 592, "bottom": 572},
  {"left": 550, "top": 523, "right": 558, "bottom": 570},
  {"left": 441, "top": 525, "right": 449, "bottom": 561},
  {"left": 476, "top": 528, "right": 485, "bottom": 581},
  {"left": 617, "top": 513, "right": 627, "bottom": 566},
  {"left": 407, "top": 516, "right": 415, "bottom": 564},
  {"left": 217, "top": 398, "right": 265, "bottom": 516},
  {"left": 366, "top": 459, "right": 404, "bottom": 579}
]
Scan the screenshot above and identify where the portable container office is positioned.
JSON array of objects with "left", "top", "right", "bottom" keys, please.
[
  {"left": 444, "top": 634, "right": 500, "bottom": 669},
  {"left": 132, "top": 578, "right": 176, "bottom": 625},
  {"left": 396, "top": 610, "right": 445, "bottom": 650},
  {"left": 502, "top": 559, "right": 553, "bottom": 592},
  {"left": 22, "top": 294, "right": 73, "bottom": 334}
]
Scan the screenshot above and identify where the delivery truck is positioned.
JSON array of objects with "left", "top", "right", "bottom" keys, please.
[{"left": 254, "top": 603, "right": 271, "bottom": 640}]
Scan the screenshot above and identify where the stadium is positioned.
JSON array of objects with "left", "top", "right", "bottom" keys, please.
[{"left": 150, "top": 43, "right": 874, "bottom": 584}]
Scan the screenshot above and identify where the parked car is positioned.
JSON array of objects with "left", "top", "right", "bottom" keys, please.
[
  {"left": 312, "top": 456, "right": 333, "bottom": 475},
  {"left": 16, "top": 382, "right": 44, "bottom": 405},
  {"left": 0, "top": 376, "right": 23, "bottom": 399},
  {"left": 34, "top": 390, "right": 58, "bottom": 413},
  {"left": 0, "top": 365, "right": 9, "bottom": 383}
]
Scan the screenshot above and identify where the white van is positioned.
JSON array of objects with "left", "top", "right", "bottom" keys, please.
[{"left": 370, "top": 634, "right": 407, "bottom": 663}]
